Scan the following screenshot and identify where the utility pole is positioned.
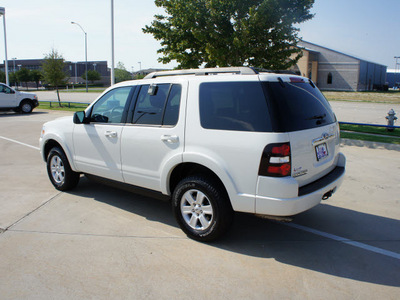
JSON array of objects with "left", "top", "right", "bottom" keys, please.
[{"left": 0, "top": 7, "right": 9, "bottom": 85}]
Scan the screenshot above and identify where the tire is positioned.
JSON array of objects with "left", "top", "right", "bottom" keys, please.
[
  {"left": 47, "top": 147, "right": 80, "bottom": 191},
  {"left": 172, "top": 176, "right": 233, "bottom": 242},
  {"left": 20, "top": 100, "right": 33, "bottom": 114}
]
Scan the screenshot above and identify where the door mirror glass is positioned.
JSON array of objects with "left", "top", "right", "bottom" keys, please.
[{"left": 74, "top": 111, "right": 87, "bottom": 124}]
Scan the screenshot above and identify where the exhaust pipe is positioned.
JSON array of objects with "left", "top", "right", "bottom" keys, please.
[{"left": 322, "top": 187, "right": 336, "bottom": 200}]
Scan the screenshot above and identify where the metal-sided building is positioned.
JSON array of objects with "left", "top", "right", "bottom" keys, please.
[{"left": 293, "top": 41, "right": 387, "bottom": 91}]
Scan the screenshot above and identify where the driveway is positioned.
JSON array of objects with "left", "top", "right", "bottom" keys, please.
[{"left": 0, "top": 110, "right": 399, "bottom": 299}]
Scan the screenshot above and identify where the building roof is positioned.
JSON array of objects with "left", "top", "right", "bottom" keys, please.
[{"left": 299, "top": 40, "right": 387, "bottom": 68}]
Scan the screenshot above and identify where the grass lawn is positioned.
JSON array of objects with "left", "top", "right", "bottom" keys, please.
[
  {"left": 38, "top": 102, "right": 89, "bottom": 112},
  {"left": 339, "top": 124, "right": 400, "bottom": 137},
  {"left": 323, "top": 90, "right": 400, "bottom": 104},
  {"left": 340, "top": 131, "right": 400, "bottom": 145},
  {"left": 60, "top": 87, "right": 106, "bottom": 93}
]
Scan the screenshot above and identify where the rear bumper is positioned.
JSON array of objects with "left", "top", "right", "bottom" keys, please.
[{"left": 255, "top": 161, "right": 345, "bottom": 216}]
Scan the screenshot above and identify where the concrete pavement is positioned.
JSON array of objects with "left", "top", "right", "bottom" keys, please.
[{"left": 0, "top": 110, "right": 399, "bottom": 299}]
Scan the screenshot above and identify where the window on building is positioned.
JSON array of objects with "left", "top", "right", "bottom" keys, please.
[{"left": 327, "top": 73, "right": 333, "bottom": 84}]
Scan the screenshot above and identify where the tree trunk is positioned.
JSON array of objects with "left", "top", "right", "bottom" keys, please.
[{"left": 56, "top": 86, "right": 61, "bottom": 107}]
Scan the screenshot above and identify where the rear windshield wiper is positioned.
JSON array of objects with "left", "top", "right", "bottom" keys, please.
[{"left": 306, "top": 113, "right": 326, "bottom": 120}]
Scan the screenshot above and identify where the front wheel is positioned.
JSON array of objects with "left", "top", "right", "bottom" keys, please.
[
  {"left": 172, "top": 176, "right": 233, "bottom": 242},
  {"left": 20, "top": 100, "right": 33, "bottom": 114},
  {"left": 47, "top": 147, "right": 80, "bottom": 191}
]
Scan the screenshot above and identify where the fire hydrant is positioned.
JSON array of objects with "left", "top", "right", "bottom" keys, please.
[{"left": 385, "top": 109, "right": 397, "bottom": 132}]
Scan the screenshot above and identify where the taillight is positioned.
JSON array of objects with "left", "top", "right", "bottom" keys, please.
[{"left": 258, "top": 143, "right": 291, "bottom": 177}]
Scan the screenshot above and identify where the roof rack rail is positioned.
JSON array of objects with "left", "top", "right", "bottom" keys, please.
[
  {"left": 144, "top": 66, "right": 258, "bottom": 79},
  {"left": 255, "top": 68, "right": 298, "bottom": 75}
]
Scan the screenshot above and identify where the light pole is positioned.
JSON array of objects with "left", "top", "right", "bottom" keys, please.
[
  {"left": 0, "top": 7, "right": 9, "bottom": 86},
  {"left": 110, "top": 0, "right": 115, "bottom": 86},
  {"left": 12, "top": 57, "right": 16, "bottom": 72},
  {"left": 394, "top": 57, "right": 400, "bottom": 88},
  {"left": 71, "top": 21, "right": 88, "bottom": 92},
  {"left": 138, "top": 61, "right": 141, "bottom": 72},
  {"left": 74, "top": 62, "right": 78, "bottom": 85}
]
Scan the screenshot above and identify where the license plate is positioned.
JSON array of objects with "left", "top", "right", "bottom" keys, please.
[{"left": 315, "top": 143, "right": 328, "bottom": 161}]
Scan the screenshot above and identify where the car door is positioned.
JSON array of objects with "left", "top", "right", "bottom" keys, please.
[
  {"left": 72, "top": 86, "right": 134, "bottom": 181},
  {"left": 0, "top": 84, "right": 17, "bottom": 108},
  {"left": 121, "top": 81, "right": 186, "bottom": 192}
]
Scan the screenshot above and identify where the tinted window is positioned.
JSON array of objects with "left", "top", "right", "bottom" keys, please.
[
  {"left": 263, "top": 81, "right": 336, "bottom": 132},
  {"left": 163, "top": 84, "right": 181, "bottom": 126},
  {"left": 133, "top": 84, "right": 169, "bottom": 125},
  {"left": 199, "top": 82, "right": 272, "bottom": 132},
  {"left": 90, "top": 87, "right": 132, "bottom": 123},
  {"left": 133, "top": 84, "right": 181, "bottom": 126}
]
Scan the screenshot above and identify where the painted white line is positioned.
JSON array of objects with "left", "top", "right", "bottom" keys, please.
[
  {"left": 0, "top": 136, "right": 40, "bottom": 151},
  {"left": 284, "top": 222, "right": 400, "bottom": 260}
]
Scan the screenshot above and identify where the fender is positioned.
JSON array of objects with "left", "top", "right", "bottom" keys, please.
[
  {"left": 180, "top": 152, "right": 256, "bottom": 213},
  {"left": 40, "top": 117, "right": 78, "bottom": 171}
]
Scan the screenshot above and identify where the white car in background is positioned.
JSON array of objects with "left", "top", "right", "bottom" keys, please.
[{"left": 0, "top": 83, "right": 39, "bottom": 113}]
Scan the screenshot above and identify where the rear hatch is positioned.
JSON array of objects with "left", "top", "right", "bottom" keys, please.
[{"left": 262, "top": 76, "right": 340, "bottom": 187}]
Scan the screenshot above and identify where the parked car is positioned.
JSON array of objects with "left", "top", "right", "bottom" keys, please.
[
  {"left": 0, "top": 83, "right": 39, "bottom": 113},
  {"left": 39, "top": 67, "right": 346, "bottom": 241}
]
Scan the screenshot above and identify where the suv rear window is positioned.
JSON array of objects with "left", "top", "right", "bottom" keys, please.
[
  {"left": 199, "top": 82, "right": 272, "bottom": 132},
  {"left": 263, "top": 81, "right": 336, "bottom": 132}
]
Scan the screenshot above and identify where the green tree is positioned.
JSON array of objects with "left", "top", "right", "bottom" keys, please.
[
  {"left": 143, "top": 0, "right": 314, "bottom": 69},
  {"left": 0, "top": 71, "right": 5, "bottom": 83},
  {"left": 8, "top": 72, "right": 18, "bottom": 87},
  {"left": 42, "top": 49, "right": 69, "bottom": 105},
  {"left": 82, "top": 69, "right": 101, "bottom": 83},
  {"left": 16, "top": 68, "right": 31, "bottom": 89},
  {"left": 30, "top": 70, "right": 43, "bottom": 90},
  {"left": 115, "top": 62, "right": 132, "bottom": 83}
]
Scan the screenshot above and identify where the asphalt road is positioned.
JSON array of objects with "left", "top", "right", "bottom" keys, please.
[
  {"left": 35, "top": 90, "right": 400, "bottom": 126},
  {"left": 0, "top": 110, "right": 399, "bottom": 299}
]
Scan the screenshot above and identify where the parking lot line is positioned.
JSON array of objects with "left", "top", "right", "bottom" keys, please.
[
  {"left": 284, "top": 222, "right": 400, "bottom": 260},
  {"left": 0, "top": 136, "right": 40, "bottom": 151}
]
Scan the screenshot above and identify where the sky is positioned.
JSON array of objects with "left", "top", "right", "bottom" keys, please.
[{"left": 0, "top": 0, "right": 399, "bottom": 71}]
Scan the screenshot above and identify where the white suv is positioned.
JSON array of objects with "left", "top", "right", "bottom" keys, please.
[{"left": 40, "top": 67, "right": 346, "bottom": 241}]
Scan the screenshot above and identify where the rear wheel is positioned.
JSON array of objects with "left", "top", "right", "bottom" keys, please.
[
  {"left": 47, "top": 147, "right": 80, "bottom": 191},
  {"left": 172, "top": 176, "right": 233, "bottom": 242}
]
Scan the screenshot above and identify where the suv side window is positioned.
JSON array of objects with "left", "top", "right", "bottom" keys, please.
[
  {"left": 90, "top": 87, "right": 132, "bottom": 123},
  {"left": 0, "top": 84, "right": 13, "bottom": 94},
  {"left": 199, "top": 82, "right": 272, "bottom": 132},
  {"left": 132, "top": 84, "right": 181, "bottom": 126}
]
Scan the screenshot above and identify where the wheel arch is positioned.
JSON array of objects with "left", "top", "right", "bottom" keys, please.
[
  {"left": 42, "top": 137, "right": 77, "bottom": 171},
  {"left": 167, "top": 162, "right": 236, "bottom": 209}
]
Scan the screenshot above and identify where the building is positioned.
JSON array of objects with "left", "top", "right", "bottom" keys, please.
[
  {"left": 386, "top": 69, "right": 400, "bottom": 88},
  {"left": 1, "top": 59, "right": 110, "bottom": 85},
  {"left": 292, "top": 41, "right": 387, "bottom": 91}
]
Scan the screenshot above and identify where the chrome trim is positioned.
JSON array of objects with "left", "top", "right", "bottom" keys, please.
[{"left": 312, "top": 133, "right": 335, "bottom": 146}]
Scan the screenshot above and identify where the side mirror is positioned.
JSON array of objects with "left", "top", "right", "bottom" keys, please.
[{"left": 73, "top": 111, "right": 89, "bottom": 124}]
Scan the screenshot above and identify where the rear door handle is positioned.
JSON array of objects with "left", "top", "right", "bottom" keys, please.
[
  {"left": 161, "top": 135, "right": 179, "bottom": 143},
  {"left": 105, "top": 131, "right": 118, "bottom": 138}
]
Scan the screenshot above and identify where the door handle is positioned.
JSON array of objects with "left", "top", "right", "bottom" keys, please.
[
  {"left": 105, "top": 131, "right": 118, "bottom": 138},
  {"left": 161, "top": 135, "right": 179, "bottom": 143}
]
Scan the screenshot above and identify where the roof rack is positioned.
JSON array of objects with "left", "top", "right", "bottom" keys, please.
[{"left": 144, "top": 66, "right": 258, "bottom": 79}]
